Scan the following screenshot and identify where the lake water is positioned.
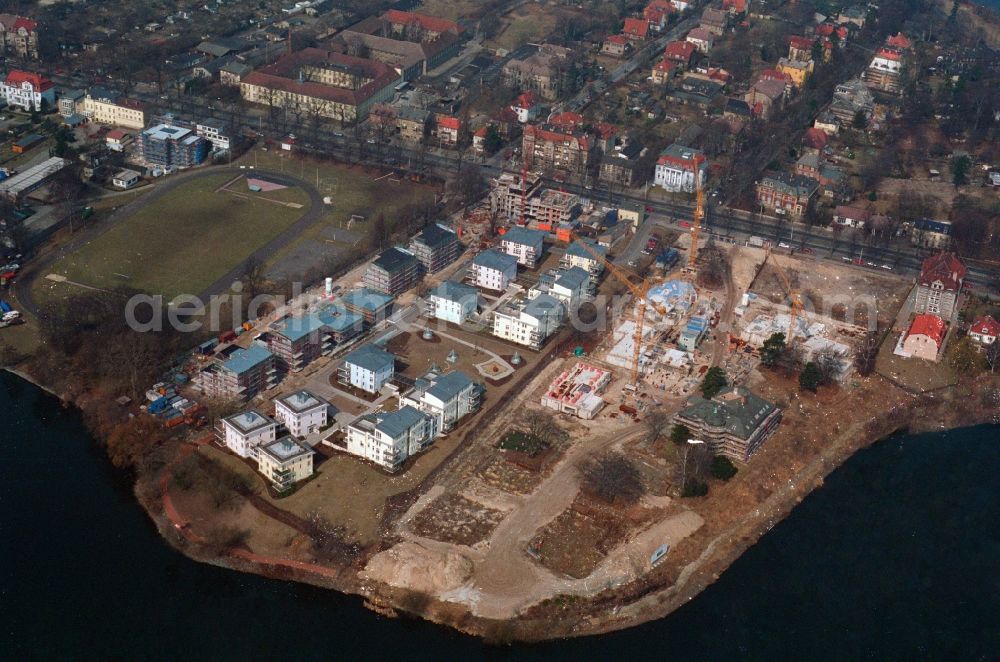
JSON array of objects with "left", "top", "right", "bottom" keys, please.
[{"left": 2, "top": 371, "right": 999, "bottom": 659}]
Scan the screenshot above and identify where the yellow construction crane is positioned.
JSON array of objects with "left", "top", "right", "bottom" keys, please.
[
  {"left": 766, "top": 249, "right": 804, "bottom": 342},
  {"left": 569, "top": 233, "right": 670, "bottom": 385},
  {"left": 687, "top": 154, "right": 707, "bottom": 271}
]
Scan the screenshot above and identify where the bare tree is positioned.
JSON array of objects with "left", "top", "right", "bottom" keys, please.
[
  {"left": 522, "top": 409, "right": 568, "bottom": 447},
  {"left": 985, "top": 340, "right": 1000, "bottom": 374},
  {"left": 854, "top": 330, "right": 881, "bottom": 376},
  {"left": 581, "top": 452, "right": 644, "bottom": 505},
  {"left": 644, "top": 409, "right": 672, "bottom": 444}
]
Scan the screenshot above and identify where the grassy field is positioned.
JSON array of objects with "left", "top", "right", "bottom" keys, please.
[
  {"left": 41, "top": 172, "right": 310, "bottom": 300},
  {"left": 485, "top": 5, "right": 560, "bottom": 52},
  {"left": 240, "top": 150, "right": 437, "bottom": 278}
]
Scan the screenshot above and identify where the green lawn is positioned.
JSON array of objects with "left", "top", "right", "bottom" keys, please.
[{"left": 44, "top": 172, "right": 310, "bottom": 299}]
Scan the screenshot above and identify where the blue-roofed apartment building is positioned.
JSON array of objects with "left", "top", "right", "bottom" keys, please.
[
  {"left": 219, "top": 409, "right": 277, "bottom": 458},
  {"left": 266, "top": 307, "right": 363, "bottom": 373},
  {"left": 198, "top": 341, "right": 277, "bottom": 400},
  {"left": 561, "top": 238, "right": 607, "bottom": 278},
  {"left": 493, "top": 292, "right": 564, "bottom": 349},
  {"left": 339, "top": 343, "right": 395, "bottom": 393},
  {"left": 469, "top": 249, "right": 518, "bottom": 291},
  {"left": 500, "top": 226, "right": 547, "bottom": 268},
  {"left": 428, "top": 280, "right": 479, "bottom": 324},
  {"left": 530, "top": 266, "right": 590, "bottom": 308},
  {"left": 398, "top": 370, "right": 483, "bottom": 432},
  {"left": 344, "top": 405, "right": 437, "bottom": 471},
  {"left": 408, "top": 223, "right": 462, "bottom": 273}
]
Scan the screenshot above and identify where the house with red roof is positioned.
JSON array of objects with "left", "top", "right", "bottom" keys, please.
[
  {"left": 663, "top": 40, "right": 695, "bottom": 67},
  {"left": 0, "top": 14, "right": 39, "bottom": 60},
  {"left": 651, "top": 58, "right": 678, "bottom": 84},
  {"left": 722, "top": 0, "right": 748, "bottom": 14},
  {"left": 382, "top": 10, "right": 463, "bottom": 39},
  {"left": 1, "top": 69, "right": 54, "bottom": 111},
  {"left": 601, "top": 34, "right": 631, "bottom": 58},
  {"left": 885, "top": 32, "right": 912, "bottom": 50},
  {"left": 623, "top": 18, "right": 651, "bottom": 41},
  {"left": 105, "top": 129, "right": 133, "bottom": 152},
  {"left": 914, "top": 252, "right": 966, "bottom": 319},
  {"left": 902, "top": 314, "right": 946, "bottom": 362},
  {"left": 969, "top": 316, "right": 1000, "bottom": 346},
  {"left": 436, "top": 115, "right": 462, "bottom": 146},
  {"left": 787, "top": 35, "right": 815, "bottom": 61},
  {"left": 522, "top": 121, "right": 595, "bottom": 174},
  {"left": 511, "top": 91, "right": 540, "bottom": 123},
  {"left": 644, "top": 0, "right": 677, "bottom": 30}
]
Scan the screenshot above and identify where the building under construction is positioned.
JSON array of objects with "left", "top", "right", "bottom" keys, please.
[{"left": 540, "top": 362, "right": 611, "bottom": 419}]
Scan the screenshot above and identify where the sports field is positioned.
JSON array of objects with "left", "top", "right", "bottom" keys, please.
[{"left": 43, "top": 172, "right": 310, "bottom": 299}]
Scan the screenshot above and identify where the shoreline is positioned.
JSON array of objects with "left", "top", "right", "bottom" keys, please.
[{"left": 6, "top": 367, "right": 997, "bottom": 642}]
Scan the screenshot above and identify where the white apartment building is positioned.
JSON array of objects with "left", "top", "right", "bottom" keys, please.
[
  {"left": 470, "top": 249, "right": 518, "bottom": 292},
  {"left": 220, "top": 410, "right": 277, "bottom": 459},
  {"left": 531, "top": 266, "right": 590, "bottom": 309},
  {"left": 398, "top": 371, "right": 482, "bottom": 433},
  {"left": 492, "top": 293, "right": 564, "bottom": 349},
  {"left": 274, "top": 390, "right": 329, "bottom": 437},
  {"left": 1, "top": 70, "right": 55, "bottom": 111},
  {"left": 428, "top": 280, "right": 479, "bottom": 324},
  {"left": 339, "top": 344, "right": 395, "bottom": 393},
  {"left": 344, "top": 405, "right": 437, "bottom": 472},
  {"left": 256, "top": 437, "right": 314, "bottom": 490},
  {"left": 653, "top": 143, "right": 707, "bottom": 193},
  {"left": 561, "top": 239, "right": 607, "bottom": 277},
  {"left": 81, "top": 92, "right": 146, "bottom": 130},
  {"left": 501, "top": 226, "right": 547, "bottom": 268}
]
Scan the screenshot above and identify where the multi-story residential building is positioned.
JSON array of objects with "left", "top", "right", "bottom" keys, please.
[
  {"left": 863, "top": 45, "right": 904, "bottom": 94},
  {"left": 699, "top": 8, "right": 729, "bottom": 35},
  {"left": 398, "top": 370, "right": 482, "bottom": 433},
  {"left": 340, "top": 344, "right": 395, "bottom": 393},
  {"left": 435, "top": 115, "right": 461, "bottom": 146},
  {"left": 599, "top": 137, "right": 647, "bottom": 188},
  {"left": 0, "top": 14, "right": 39, "bottom": 59},
  {"left": 396, "top": 105, "right": 430, "bottom": 142},
  {"left": 562, "top": 239, "right": 607, "bottom": 278},
  {"left": 220, "top": 61, "right": 253, "bottom": 86},
  {"left": 654, "top": 144, "right": 706, "bottom": 193},
  {"left": 645, "top": 0, "right": 677, "bottom": 29},
  {"left": 673, "top": 386, "right": 782, "bottom": 462},
  {"left": 196, "top": 118, "right": 231, "bottom": 152},
  {"left": 530, "top": 266, "right": 590, "bottom": 309},
  {"left": 744, "top": 78, "right": 785, "bottom": 118},
  {"left": 220, "top": 410, "right": 277, "bottom": 458},
  {"left": 662, "top": 40, "right": 695, "bottom": 68},
  {"left": 1, "top": 70, "right": 54, "bottom": 111},
  {"left": 501, "top": 44, "right": 572, "bottom": 101},
  {"left": 428, "top": 281, "right": 479, "bottom": 324},
  {"left": 969, "top": 316, "right": 1000, "bottom": 347},
  {"left": 344, "top": 405, "right": 437, "bottom": 472},
  {"left": 58, "top": 89, "right": 85, "bottom": 117},
  {"left": 601, "top": 34, "right": 630, "bottom": 58},
  {"left": 623, "top": 18, "right": 650, "bottom": 40},
  {"left": 492, "top": 293, "right": 564, "bottom": 349},
  {"left": 470, "top": 249, "right": 518, "bottom": 291},
  {"left": 910, "top": 219, "right": 953, "bottom": 250},
  {"left": 777, "top": 57, "right": 813, "bottom": 87},
  {"left": 902, "top": 314, "right": 945, "bottom": 362},
  {"left": 510, "top": 90, "right": 541, "bottom": 123},
  {"left": 685, "top": 27, "right": 715, "bottom": 54},
  {"left": 140, "top": 124, "right": 208, "bottom": 168},
  {"left": 522, "top": 122, "right": 594, "bottom": 175},
  {"left": 829, "top": 78, "right": 875, "bottom": 126},
  {"left": 501, "top": 226, "right": 547, "bottom": 268},
  {"left": 314, "top": 303, "right": 364, "bottom": 344},
  {"left": 266, "top": 314, "right": 329, "bottom": 373},
  {"left": 914, "top": 252, "right": 965, "bottom": 320},
  {"left": 334, "top": 10, "right": 463, "bottom": 80},
  {"left": 755, "top": 173, "right": 819, "bottom": 218},
  {"left": 363, "top": 246, "right": 421, "bottom": 295},
  {"left": 274, "top": 390, "right": 329, "bottom": 437},
  {"left": 81, "top": 88, "right": 146, "bottom": 130},
  {"left": 241, "top": 48, "right": 399, "bottom": 123},
  {"left": 256, "top": 437, "right": 314, "bottom": 490},
  {"left": 409, "top": 223, "right": 461, "bottom": 273},
  {"left": 339, "top": 287, "right": 394, "bottom": 326},
  {"left": 198, "top": 342, "right": 277, "bottom": 401}
]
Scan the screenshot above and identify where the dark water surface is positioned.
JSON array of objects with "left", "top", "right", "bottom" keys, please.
[{"left": 2, "top": 371, "right": 999, "bottom": 660}]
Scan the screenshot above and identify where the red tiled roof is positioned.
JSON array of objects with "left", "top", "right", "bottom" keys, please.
[
  {"left": 514, "top": 90, "right": 538, "bottom": 108},
  {"left": 971, "top": 315, "right": 1000, "bottom": 338},
  {"left": 722, "top": 0, "right": 747, "bottom": 12},
  {"left": 525, "top": 124, "right": 591, "bottom": 151},
  {"left": 594, "top": 121, "right": 617, "bottom": 140},
  {"left": 106, "top": 129, "right": 128, "bottom": 141},
  {"left": 473, "top": 126, "right": 488, "bottom": 138},
  {"left": 907, "top": 314, "right": 946, "bottom": 346},
  {"left": 663, "top": 40, "right": 695, "bottom": 62},
  {"left": 788, "top": 35, "right": 815, "bottom": 50},
  {"left": 623, "top": 18, "right": 650, "bottom": 39},
  {"left": 242, "top": 48, "right": 399, "bottom": 108},
  {"left": 875, "top": 47, "right": 901, "bottom": 61},
  {"left": 802, "top": 127, "right": 828, "bottom": 149},
  {"left": 0, "top": 14, "right": 37, "bottom": 32},
  {"left": 653, "top": 58, "right": 677, "bottom": 74},
  {"left": 382, "top": 9, "right": 461, "bottom": 35},
  {"left": 548, "top": 111, "right": 584, "bottom": 128},
  {"left": 605, "top": 34, "right": 629, "bottom": 46},
  {"left": 919, "top": 251, "right": 966, "bottom": 291},
  {"left": 438, "top": 116, "right": 460, "bottom": 131},
  {"left": 886, "top": 32, "right": 911, "bottom": 49},
  {"left": 760, "top": 68, "right": 792, "bottom": 83},
  {"left": 5, "top": 69, "right": 53, "bottom": 92},
  {"left": 644, "top": 3, "right": 675, "bottom": 23}
]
